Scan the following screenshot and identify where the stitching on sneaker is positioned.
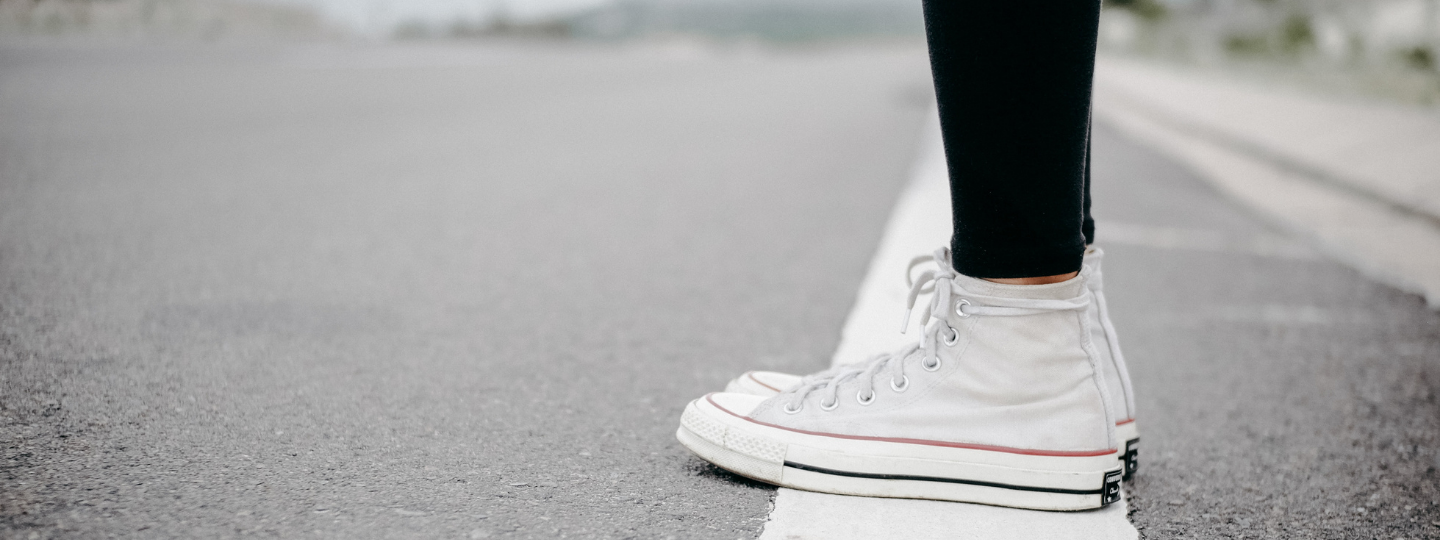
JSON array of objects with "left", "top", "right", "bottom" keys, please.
[{"left": 745, "top": 372, "right": 782, "bottom": 393}]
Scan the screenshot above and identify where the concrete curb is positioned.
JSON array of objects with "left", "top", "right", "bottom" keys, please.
[
  {"left": 1094, "top": 57, "right": 1440, "bottom": 308},
  {"left": 1095, "top": 57, "right": 1440, "bottom": 223}
]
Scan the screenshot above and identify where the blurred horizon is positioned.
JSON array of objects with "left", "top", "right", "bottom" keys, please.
[
  {"left": 0, "top": 0, "right": 1437, "bottom": 104},
  {"left": 269, "top": 0, "right": 611, "bottom": 37}
]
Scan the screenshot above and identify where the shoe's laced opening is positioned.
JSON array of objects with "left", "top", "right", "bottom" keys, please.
[{"left": 779, "top": 247, "right": 1093, "bottom": 414}]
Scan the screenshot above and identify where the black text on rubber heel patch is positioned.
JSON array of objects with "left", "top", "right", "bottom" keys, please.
[{"left": 1101, "top": 470, "right": 1123, "bottom": 506}]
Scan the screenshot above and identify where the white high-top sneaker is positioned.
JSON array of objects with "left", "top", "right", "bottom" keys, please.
[
  {"left": 722, "top": 246, "right": 1141, "bottom": 480},
  {"left": 678, "top": 249, "right": 1124, "bottom": 511}
]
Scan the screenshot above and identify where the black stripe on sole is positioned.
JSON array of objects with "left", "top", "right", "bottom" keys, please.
[{"left": 783, "top": 461, "right": 1110, "bottom": 496}]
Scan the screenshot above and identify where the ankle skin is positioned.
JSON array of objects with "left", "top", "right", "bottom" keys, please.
[{"left": 981, "top": 271, "right": 1080, "bottom": 286}]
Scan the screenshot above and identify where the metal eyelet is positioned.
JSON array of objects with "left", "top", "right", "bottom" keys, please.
[
  {"left": 922, "top": 357, "right": 941, "bottom": 372},
  {"left": 890, "top": 376, "right": 909, "bottom": 393},
  {"left": 943, "top": 325, "right": 960, "bottom": 346},
  {"left": 783, "top": 402, "right": 803, "bottom": 414},
  {"left": 856, "top": 390, "right": 876, "bottom": 405},
  {"left": 819, "top": 398, "right": 839, "bottom": 411},
  {"left": 954, "top": 299, "right": 971, "bottom": 318}
]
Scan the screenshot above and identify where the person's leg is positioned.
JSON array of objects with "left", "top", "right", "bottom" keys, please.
[
  {"left": 1084, "top": 121, "right": 1096, "bottom": 246},
  {"left": 923, "top": 0, "right": 1101, "bottom": 281},
  {"left": 679, "top": 0, "right": 1132, "bottom": 510}
]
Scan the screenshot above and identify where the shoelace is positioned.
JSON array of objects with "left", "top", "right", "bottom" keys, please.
[{"left": 780, "top": 247, "right": 1092, "bottom": 414}]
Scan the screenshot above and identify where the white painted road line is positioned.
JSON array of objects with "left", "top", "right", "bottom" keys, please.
[
  {"left": 756, "top": 115, "right": 1139, "bottom": 540},
  {"left": 760, "top": 488, "right": 1135, "bottom": 540},
  {"left": 828, "top": 117, "right": 950, "bottom": 371}
]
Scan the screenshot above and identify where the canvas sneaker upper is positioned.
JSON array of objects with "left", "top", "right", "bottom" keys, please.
[
  {"left": 1085, "top": 247, "right": 1135, "bottom": 423},
  {"left": 728, "top": 247, "right": 1137, "bottom": 426},
  {"left": 746, "top": 248, "right": 1117, "bottom": 453}
]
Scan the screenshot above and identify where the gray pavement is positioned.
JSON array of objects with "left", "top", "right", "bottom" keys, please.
[
  {"left": 1, "top": 41, "right": 1438, "bottom": 540},
  {"left": 0, "top": 41, "right": 932, "bottom": 539}
]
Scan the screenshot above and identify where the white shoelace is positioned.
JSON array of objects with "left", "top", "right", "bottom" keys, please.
[{"left": 780, "top": 247, "right": 1092, "bottom": 414}]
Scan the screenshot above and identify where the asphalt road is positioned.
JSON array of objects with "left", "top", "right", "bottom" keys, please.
[
  {"left": 1, "top": 41, "right": 1438, "bottom": 540},
  {"left": 0, "top": 41, "right": 932, "bottom": 539}
]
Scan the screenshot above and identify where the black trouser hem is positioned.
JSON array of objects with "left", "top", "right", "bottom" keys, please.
[{"left": 951, "top": 238, "right": 1086, "bottom": 279}]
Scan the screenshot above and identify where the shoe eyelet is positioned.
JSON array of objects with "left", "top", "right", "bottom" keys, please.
[
  {"left": 856, "top": 390, "right": 876, "bottom": 405},
  {"left": 943, "top": 325, "right": 959, "bottom": 346},
  {"left": 819, "top": 398, "right": 839, "bottom": 411},
  {"left": 922, "top": 357, "right": 941, "bottom": 372},
  {"left": 890, "top": 376, "right": 909, "bottom": 393},
  {"left": 954, "top": 299, "right": 971, "bottom": 318},
  {"left": 783, "top": 402, "right": 803, "bottom": 414}
]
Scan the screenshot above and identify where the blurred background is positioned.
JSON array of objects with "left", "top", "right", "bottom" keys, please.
[
  {"left": 2, "top": 0, "right": 1440, "bottom": 92},
  {"left": 3, "top": 0, "right": 1439, "bottom": 103}
]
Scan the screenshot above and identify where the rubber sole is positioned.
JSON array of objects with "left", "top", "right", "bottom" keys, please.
[
  {"left": 677, "top": 397, "right": 1124, "bottom": 511},
  {"left": 725, "top": 371, "right": 1144, "bottom": 482}
]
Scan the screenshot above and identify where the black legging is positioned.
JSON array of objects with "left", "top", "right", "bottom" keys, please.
[{"left": 923, "top": 0, "right": 1102, "bottom": 278}]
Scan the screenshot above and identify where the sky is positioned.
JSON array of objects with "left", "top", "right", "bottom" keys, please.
[{"left": 262, "top": 0, "right": 613, "bottom": 35}]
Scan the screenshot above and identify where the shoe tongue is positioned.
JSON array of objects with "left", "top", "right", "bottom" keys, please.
[{"left": 952, "top": 270, "right": 1087, "bottom": 301}]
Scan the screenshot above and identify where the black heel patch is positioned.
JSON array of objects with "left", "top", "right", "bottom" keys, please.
[
  {"left": 1101, "top": 469, "right": 1123, "bottom": 506},
  {"left": 1121, "top": 438, "right": 1139, "bottom": 481}
]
